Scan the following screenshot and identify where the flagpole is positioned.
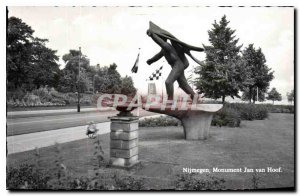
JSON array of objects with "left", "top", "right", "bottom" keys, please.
[
  {"left": 137, "top": 47, "right": 140, "bottom": 116},
  {"left": 130, "top": 47, "right": 140, "bottom": 115}
]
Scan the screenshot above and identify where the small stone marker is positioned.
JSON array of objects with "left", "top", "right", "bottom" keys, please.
[{"left": 109, "top": 116, "right": 139, "bottom": 168}]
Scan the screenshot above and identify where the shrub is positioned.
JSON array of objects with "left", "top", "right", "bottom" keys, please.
[
  {"left": 49, "top": 88, "right": 65, "bottom": 100},
  {"left": 32, "top": 87, "right": 52, "bottom": 102},
  {"left": 6, "top": 87, "right": 102, "bottom": 108},
  {"left": 139, "top": 109, "right": 241, "bottom": 128},
  {"left": 251, "top": 172, "right": 262, "bottom": 189},
  {"left": 63, "top": 93, "right": 78, "bottom": 105},
  {"left": 91, "top": 137, "right": 106, "bottom": 180},
  {"left": 90, "top": 94, "right": 101, "bottom": 105},
  {"left": 23, "top": 93, "right": 42, "bottom": 106},
  {"left": 7, "top": 87, "right": 67, "bottom": 107},
  {"left": 6, "top": 164, "right": 50, "bottom": 189},
  {"left": 263, "top": 104, "right": 294, "bottom": 113},
  {"left": 81, "top": 94, "right": 92, "bottom": 105},
  {"left": 6, "top": 140, "right": 146, "bottom": 190},
  {"left": 175, "top": 173, "right": 225, "bottom": 190},
  {"left": 212, "top": 107, "right": 241, "bottom": 127},
  {"left": 7, "top": 88, "right": 26, "bottom": 101},
  {"left": 227, "top": 103, "right": 268, "bottom": 121},
  {"left": 113, "top": 174, "right": 145, "bottom": 190},
  {"left": 139, "top": 116, "right": 181, "bottom": 127}
]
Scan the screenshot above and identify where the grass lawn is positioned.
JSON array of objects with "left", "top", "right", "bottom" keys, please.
[{"left": 7, "top": 113, "right": 294, "bottom": 190}]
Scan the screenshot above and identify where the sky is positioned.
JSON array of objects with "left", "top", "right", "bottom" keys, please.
[{"left": 8, "top": 6, "right": 294, "bottom": 103}]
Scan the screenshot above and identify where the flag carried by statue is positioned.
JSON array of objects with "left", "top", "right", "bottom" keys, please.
[{"left": 148, "top": 66, "right": 163, "bottom": 81}]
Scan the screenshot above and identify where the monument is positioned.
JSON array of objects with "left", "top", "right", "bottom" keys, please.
[
  {"left": 144, "top": 21, "right": 223, "bottom": 139},
  {"left": 107, "top": 21, "right": 223, "bottom": 168},
  {"left": 146, "top": 21, "right": 205, "bottom": 100}
]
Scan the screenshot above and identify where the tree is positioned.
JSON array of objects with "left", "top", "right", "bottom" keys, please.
[
  {"left": 7, "top": 16, "right": 34, "bottom": 89},
  {"left": 194, "top": 15, "right": 246, "bottom": 103},
  {"left": 62, "top": 49, "right": 90, "bottom": 73},
  {"left": 267, "top": 88, "right": 282, "bottom": 104},
  {"left": 287, "top": 89, "right": 294, "bottom": 104},
  {"left": 106, "top": 63, "right": 122, "bottom": 94},
  {"left": 94, "top": 66, "right": 109, "bottom": 93},
  {"left": 57, "top": 70, "right": 76, "bottom": 93},
  {"left": 241, "top": 44, "right": 274, "bottom": 103},
  {"left": 241, "top": 87, "right": 266, "bottom": 103},
  {"left": 120, "top": 76, "right": 137, "bottom": 97},
  {"left": 94, "top": 63, "right": 122, "bottom": 94},
  {"left": 30, "top": 37, "right": 61, "bottom": 88},
  {"left": 59, "top": 49, "right": 91, "bottom": 93},
  {"left": 7, "top": 16, "right": 60, "bottom": 90}
]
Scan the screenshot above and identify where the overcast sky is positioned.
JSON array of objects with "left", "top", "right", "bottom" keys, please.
[{"left": 8, "top": 6, "right": 294, "bottom": 102}]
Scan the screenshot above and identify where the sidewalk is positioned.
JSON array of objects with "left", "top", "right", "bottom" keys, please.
[{"left": 7, "top": 122, "right": 111, "bottom": 154}]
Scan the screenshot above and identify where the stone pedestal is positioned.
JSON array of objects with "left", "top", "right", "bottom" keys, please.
[
  {"left": 109, "top": 116, "right": 139, "bottom": 168},
  {"left": 181, "top": 110, "right": 214, "bottom": 140},
  {"left": 142, "top": 104, "right": 223, "bottom": 140}
]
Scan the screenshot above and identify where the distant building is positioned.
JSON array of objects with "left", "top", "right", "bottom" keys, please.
[{"left": 148, "top": 83, "right": 157, "bottom": 95}]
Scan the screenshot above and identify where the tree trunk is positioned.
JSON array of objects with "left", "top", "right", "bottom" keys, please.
[
  {"left": 222, "top": 95, "right": 225, "bottom": 104},
  {"left": 273, "top": 100, "right": 274, "bottom": 105}
]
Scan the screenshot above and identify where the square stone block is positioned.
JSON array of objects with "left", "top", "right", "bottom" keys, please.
[
  {"left": 110, "top": 122, "right": 138, "bottom": 132},
  {"left": 182, "top": 113, "right": 213, "bottom": 140},
  {"left": 110, "top": 131, "right": 138, "bottom": 140},
  {"left": 110, "top": 139, "right": 138, "bottom": 150},
  {"left": 110, "top": 147, "right": 138, "bottom": 159},
  {"left": 109, "top": 155, "right": 139, "bottom": 168}
]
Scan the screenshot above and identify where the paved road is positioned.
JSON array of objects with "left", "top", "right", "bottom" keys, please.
[
  {"left": 7, "top": 107, "right": 102, "bottom": 119},
  {"left": 7, "top": 108, "right": 154, "bottom": 136}
]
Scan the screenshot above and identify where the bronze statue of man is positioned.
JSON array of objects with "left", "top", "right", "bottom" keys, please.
[{"left": 146, "top": 21, "right": 204, "bottom": 101}]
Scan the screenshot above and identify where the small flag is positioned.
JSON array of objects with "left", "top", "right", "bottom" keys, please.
[
  {"left": 131, "top": 49, "right": 140, "bottom": 73},
  {"left": 148, "top": 66, "right": 163, "bottom": 81}
]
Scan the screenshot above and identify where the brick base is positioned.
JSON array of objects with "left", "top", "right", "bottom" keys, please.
[
  {"left": 109, "top": 155, "right": 139, "bottom": 168},
  {"left": 110, "top": 139, "right": 138, "bottom": 149},
  {"left": 109, "top": 116, "right": 139, "bottom": 168}
]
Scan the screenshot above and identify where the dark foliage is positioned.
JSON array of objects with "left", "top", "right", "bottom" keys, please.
[{"left": 212, "top": 107, "right": 241, "bottom": 127}]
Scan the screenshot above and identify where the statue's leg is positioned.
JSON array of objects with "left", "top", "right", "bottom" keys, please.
[
  {"left": 165, "top": 65, "right": 183, "bottom": 100},
  {"left": 177, "top": 74, "right": 195, "bottom": 99}
]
